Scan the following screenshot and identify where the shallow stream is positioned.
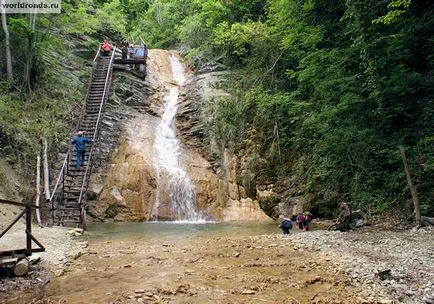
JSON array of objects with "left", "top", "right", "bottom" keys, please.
[{"left": 87, "top": 221, "right": 278, "bottom": 242}]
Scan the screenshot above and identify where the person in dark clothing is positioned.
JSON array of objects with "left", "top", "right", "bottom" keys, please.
[
  {"left": 121, "top": 41, "right": 128, "bottom": 60},
  {"left": 279, "top": 215, "right": 293, "bottom": 235},
  {"left": 71, "top": 131, "right": 93, "bottom": 171}
]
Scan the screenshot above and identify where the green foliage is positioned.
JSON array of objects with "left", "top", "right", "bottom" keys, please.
[
  {"left": 210, "top": 96, "right": 244, "bottom": 148},
  {"left": 214, "top": 21, "right": 265, "bottom": 66},
  {"left": 129, "top": 0, "right": 189, "bottom": 48},
  {"left": 187, "top": 0, "right": 433, "bottom": 218},
  {"left": 1, "top": 0, "right": 433, "bottom": 219},
  {"left": 96, "top": 0, "right": 127, "bottom": 37},
  {"left": 374, "top": 0, "right": 411, "bottom": 24}
]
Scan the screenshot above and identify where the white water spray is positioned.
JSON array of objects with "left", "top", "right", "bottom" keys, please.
[{"left": 152, "top": 54, "right": 202, "bottom": 222}]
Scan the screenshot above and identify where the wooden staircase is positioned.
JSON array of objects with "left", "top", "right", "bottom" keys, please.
[{"left": 53, "top": 51, "right": 115, "bottom": 226}]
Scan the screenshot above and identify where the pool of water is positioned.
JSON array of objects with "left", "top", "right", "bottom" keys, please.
[{"left": 86, "top": 221, "right": 278, "bottom": 243}]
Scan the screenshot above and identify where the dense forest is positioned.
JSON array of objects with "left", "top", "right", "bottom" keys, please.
[{"left": 1, "top": 0, "right": 433, "bottom": 218}]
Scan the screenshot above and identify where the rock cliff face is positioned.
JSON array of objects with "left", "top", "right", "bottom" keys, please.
[{"left": 87, "top": 50, "right": 270, "bottom": 222}]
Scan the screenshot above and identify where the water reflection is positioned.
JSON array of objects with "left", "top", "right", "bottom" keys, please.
[{"left": 87, "top": 221, "right": 277, "bottom": 243}]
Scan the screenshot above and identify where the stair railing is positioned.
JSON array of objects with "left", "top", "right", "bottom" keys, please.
[
  {"left": 77, "top": 47, "right": 116, "bottom": 224},
  {"left": 49, "top": 152, "right": 68, "bottom": 224},
  {"left": 78, "top": 46, "right": 104, "bottom": 132},
  {"left": 49, "top": 46, "right": 104, "bottom": 225}
]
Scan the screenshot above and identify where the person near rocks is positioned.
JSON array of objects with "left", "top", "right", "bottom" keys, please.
[
  {"left": 143, "top": 44, "right": 148, "bottom": 59},
  {"left": 121, "top": 41, "right": 128, "bottom": 60},
  {"left": 279, "top": 215, "right": 293, "bottom": 235},
  {"left": 128, "top": 44, "right": 135, "bottom": 59},
  {"left": 296, "top": 211, "right": 313, "bottom": 231},
  {"left": 71, "top": 131, "right": 93, "bottom": 171},
  {"left": 101, "top": 39, "right": 111, "bottom": 56}
]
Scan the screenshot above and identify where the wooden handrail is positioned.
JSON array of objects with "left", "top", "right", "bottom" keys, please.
[
  {"left": 93, "top": 47, "right": 101, "bottom": 62},
  {"left": 0, "top": 198, "right": 39, "bottom": 208},
  {"left": 78, "top": 46, "right": 101, "bottom": 132},
  {"left": 49, "top": 153, "right": 68, "bottom": 202},
  {"left": 0, "top": 200, "right": 45, "bottom": 257},
  {"left": 49, "top": 46, "right": 102, "bottom": 226},
  {"left": 77, "top": 48, "right": 116, "bottom": 218}
]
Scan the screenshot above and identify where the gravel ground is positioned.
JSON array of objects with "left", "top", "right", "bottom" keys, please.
[
  {"left": 1, "top": 221, "right": 433, "bottom": 304},
  {"left": 288, "top": 226, "right": 434, "bottom": 304},
  {"left": 0, "top": 223, "right": 88, "bottom": 302}
]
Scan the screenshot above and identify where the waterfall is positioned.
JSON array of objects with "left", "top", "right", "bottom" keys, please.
[{"left": 152, "top": 54, "right": 202, "bottom": 222}]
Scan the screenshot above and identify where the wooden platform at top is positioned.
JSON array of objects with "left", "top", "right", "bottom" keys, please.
[{"left": 114, "top": 58, "right": 146, "bottom": 65}]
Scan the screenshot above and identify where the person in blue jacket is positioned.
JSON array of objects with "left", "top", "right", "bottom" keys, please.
[
  {"left": 71, "top": 131, "right": 93, "bottom": 171},
  {"left": 279, "top": 215, "right": 293, "bottom": 235}
]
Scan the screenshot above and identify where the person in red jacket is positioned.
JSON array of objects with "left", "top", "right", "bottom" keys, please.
[
  {"left": 296, "top": 211, "right": 313, "bottom": 231},
  {"left": 101, "top": 39, "right": 111, "bottom": 56}
]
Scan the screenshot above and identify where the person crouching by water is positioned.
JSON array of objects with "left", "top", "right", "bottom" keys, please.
[
  {"left": 279, "top": 215, "right": 293, "bottom": 235},
  {"left": 71, "top": 131, "right": 93, "bottom": 172},
  {"left": 296, "top": 211, "right": 313, "bottom": 231},
  {"left": 101, "top": 39, "right": 111, "bottom": 56}
]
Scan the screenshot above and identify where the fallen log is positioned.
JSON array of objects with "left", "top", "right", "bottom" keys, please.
[{"left": 14, "top": 258, "right": 29, "bottom": 276}]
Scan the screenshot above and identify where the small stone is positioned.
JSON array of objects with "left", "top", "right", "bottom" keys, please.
[
  {"left": 405, "top": 289, "right": 415, "bottom": 296},
  {"left": 135, "top": 289, "right": 145, "bottom": 294},
  {"left": 241, "top": 290, "right": 256, "bottom": 295},
  {"left": 29, "top": 256, "right": 41, "bottom": 264},
  {"left": 356, "top": 297, "right": 370, "bottom": 304},
  {"left": 377, "top": 300, "right": 393, "bottom": 304},
  {"left": 234, "top": 252, "right": 240, "bottom": 257}
]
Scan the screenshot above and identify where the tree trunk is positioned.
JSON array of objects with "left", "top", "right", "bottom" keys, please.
[
  {"left": 23, "top": 13, "right": 36, "bottom": 91},
  {"left": 14, "top": 258, "right": 29, "bottom": 276},
  {"left": 42, "top": 138, "right": 50, "bottom": 201},
  {"left": 1, "top": 2, "right": 13, "bottom": 83},
  {"left": 36, "top": 153, "right": 42, "bottom": 227},
  {"left": 399, "top": 146, "right": 421, "bottom": 228}
]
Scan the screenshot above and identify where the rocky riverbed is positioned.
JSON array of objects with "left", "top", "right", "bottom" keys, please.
[
  {"left": 289, "top": 227, "right": 434, "bottom": 304},
  {"left": 1, "top": 221, "right": 433, "bottom": 304}
]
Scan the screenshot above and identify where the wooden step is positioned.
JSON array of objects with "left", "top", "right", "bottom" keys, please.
[{"left": 56, "top": 55, "right": 112, "bottom": 227}]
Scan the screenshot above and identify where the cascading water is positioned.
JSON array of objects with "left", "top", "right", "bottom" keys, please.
[{"left": 152, "top": 54, "right": 202, "bottom": 222}]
